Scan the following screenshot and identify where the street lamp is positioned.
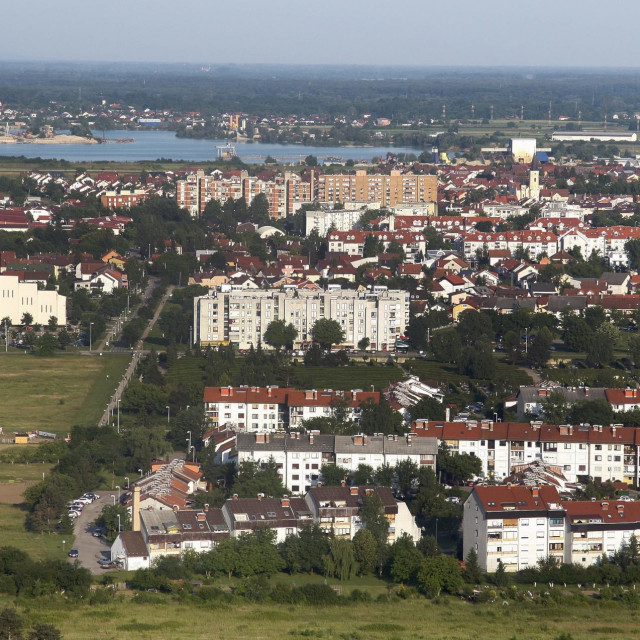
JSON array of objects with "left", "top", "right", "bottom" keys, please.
[
  {"left": 110, "top": 494, "right": 116, "bottom": 506},
  {"left": 117, "top": 513, "right": 121, "bottom": 533},
  {"left": 89, "top": 322, "right": 94, "bottom": 354},
  {"left": 116, "top": 485, "right": 121, "bottom": 503},
  {"left": 138, "top": 468, "right": 143, "bottom": 477},
  {"left": 124, "top": 476, "right": 130, "bottom": 489},
  {"left": 116, "top": 397, "right": 121, "bottom": 434},
  {"left": 435, "top": 517, "right": 439, "bottom": 546},
  {"left": 166, "top": 405, "right": 171, "bottom": 424}
]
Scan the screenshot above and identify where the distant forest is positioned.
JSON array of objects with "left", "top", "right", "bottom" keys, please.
[{"left": 3, "top": 62, "right": 640, "bottom": 122}]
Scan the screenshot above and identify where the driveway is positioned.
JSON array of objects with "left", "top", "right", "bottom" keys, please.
[{"left": 69, "top": 494, "right": 113, "bottom": 574}]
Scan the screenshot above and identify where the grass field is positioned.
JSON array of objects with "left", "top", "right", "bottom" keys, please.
[
  {"left": 0, "top": 352, "right": 131, "bottom": 435},
  {"left": 2, "top": 590, "right": 640, "bottom": 640},
  {"left": 405, "top": 358, "right": 533, "bottom": 388}
]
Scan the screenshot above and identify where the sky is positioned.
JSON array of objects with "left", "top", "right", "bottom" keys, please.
[{"left": 1, "top": 0, "right": 638, "bottom": 68}]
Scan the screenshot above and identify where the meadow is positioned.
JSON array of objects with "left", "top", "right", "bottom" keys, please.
[
  {"left": 2, "top": 590, "right": 640, "bottom": 640},
  {"left": 0, "top": 352, "right": 131, "bottom": 435}
]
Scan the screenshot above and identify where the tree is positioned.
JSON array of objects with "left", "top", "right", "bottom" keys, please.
[
  {"left": 28, "top": 624, "right": 62, "bottom": 640},
  {"left": 0, "top": 607, "right": 23, "bottom": 640},
  {"left": 35, "top": 333, "right": 58, "bottom": 357},
  {"left": 320, "top": 464, "right": 348, "bottom": 486},
  {"left": 437, "top": 444, "right": 482, "bottom": 485},
  {"left": 395, "top": 459, "right": 419, "bottom": 497},
  {"left": 297, "top": 524, "right": 330, "bottom": 573},
  {"left": 464, "top": 548, "right": 483, "bottom": 584},
  {"left": 57, "top": 329, "right": 71, "bottom": 350},
  {"left": 408, "top": 396, "right": 445, "bottom": 422},
  {"left": 363, "top": 234, "right": 383, "bottom": 258},
  {"left": 96, "top": 504, "right": 131, "bottom": 539},
  {"left": 562, "top": 315, "right": 592, "bottom": 352},
  {"left": 527, "top": 327, "right": 553, "bottom": 368},
  {"left": 630, "top": 335, "right": 640, "bottom": 367},
  {"left": 352, "top": 529, "right": 378, "bottom": 575},
  {"left": 417, "top": 554, "right": 463, "bottom": 597},
  {"left": 626, "top": 238, "right": 640, "bottom": 271},
  {"left": 311, "top": 318, "right": 345, "bottom": 349},
  {"left": 233, "top": 459, "right": 287, "bottom": 498},
  {"left": 304, "top": 155, "right": 318, "bottom": 167},
  {"left": 46, "top": 316, "right": 58, "bottom": 331},
  {"left": 263, "top": 320, "right": 298, "bottom": 351},
  {"left": 352, "top": 464, "right": 374, "bottom": 486},
  {"left": 493, "top": 559, "right": 509, "bottom": 587},
  {"left": 586, "top": 331, "right": 614, "bottom": 367},
  {"left": 325, "top": 538, "right": 358, "bottom": 580},
  {"left": 357, "top": 337, "right": 370, "bottom": 351},
  {"left": 21, "top": 312, "right": 33, "bottom": 327},
  {"left": 374, "top": 463, "right": 394, "bottom": 487},
  {"left": 569, "top": 399, "right": 614, "bottom": 426},
  {"left": 359, "top": 397, "right": 403, "bottom": 435},
  {"left": 503, "top": 329, "right": 522, "bottom": 365},
  {"left": 388, "top": 534, "right": 423, "bottom": 583},
  {"left": 359, "top": 493, "right": 390, "bottom": 549}
]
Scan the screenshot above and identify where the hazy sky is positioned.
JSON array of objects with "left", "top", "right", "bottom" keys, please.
[{"left": 2, "top": 0, "right": 637, "bottom": 67}]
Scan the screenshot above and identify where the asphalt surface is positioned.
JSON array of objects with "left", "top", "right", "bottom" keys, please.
[{"left": 68, "top": 494, "right": 113, "bottom": 574}]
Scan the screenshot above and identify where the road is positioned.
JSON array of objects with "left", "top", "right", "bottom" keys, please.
[
  {"left": 68, "top": 494, "right": 113, "bottom": 574},
  {"left": 99, "top": 283, "right": 175, "bottom": 428}
]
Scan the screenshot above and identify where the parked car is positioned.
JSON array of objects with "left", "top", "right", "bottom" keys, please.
[
  {"left": 92, "top": 529, "right": 103, "bottom": 538},
  {"left": 68, "top": 549, "right": 79, "bottom": 558}
]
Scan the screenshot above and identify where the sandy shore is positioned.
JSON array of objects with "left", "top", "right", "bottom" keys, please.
[{"left": 0, "top": 134, "right": 98, "bottom": 145}]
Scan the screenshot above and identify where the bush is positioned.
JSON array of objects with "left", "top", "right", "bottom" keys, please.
[{"left": 296, "top": 584, "right": 340, "bottom": 605}]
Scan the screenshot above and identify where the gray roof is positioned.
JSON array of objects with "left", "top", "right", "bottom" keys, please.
[
  {"left": 547, "top": 296, "right": 587, "bottom": 312},
  {"left": 600, "top": 272, "right": 630, "bottom": 286},
  {"left": 518, "top": 386, "right": 607, "bottom": 405},
  {"left": 335, "top": 434, "right": 437, "bottom": 455},
  {"left": 236, "top": 432, "right": 335, "bottom": 453}
]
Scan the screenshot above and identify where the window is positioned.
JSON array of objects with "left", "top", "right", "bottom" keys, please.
[
  {"left": 595, "top": 455, "right": 602, "bottom": 461},
  {"left": 564, "top": 443, "right": 572, "bottom": 449}
]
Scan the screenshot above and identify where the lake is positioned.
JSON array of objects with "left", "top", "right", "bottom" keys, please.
[{"left": 0, "top": 130, "right": 420, "bottom": 164}]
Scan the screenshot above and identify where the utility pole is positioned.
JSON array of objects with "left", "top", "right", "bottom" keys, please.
[{"left": 4, "top": 318, "right": 7, "bottom": 353}]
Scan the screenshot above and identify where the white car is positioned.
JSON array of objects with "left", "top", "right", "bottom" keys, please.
[
  {"left": 75, "top": 497, "right": 92, "bottom": 504},
  {"left": 67, "top": 510, "right": 81, "bottom": 518}
]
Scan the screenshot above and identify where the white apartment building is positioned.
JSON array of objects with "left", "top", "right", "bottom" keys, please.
[
  {"left": 464, "top": 485, "right": 640, "bottom": 572},
  {"left": 203, "top": 386, "right": 380, "bottom": 434},
  {"left": 236, "top": 431, "right": 438, "bottom": 494},
  {"left": 411, "top": 420, "right": 638, "bottom": 486},
  {"left": 193, "top": 287, "right": 410, "bottom": 351},
  {"left": 327, "top": 230, "right": 426, "bottom": 262},
  {"left": 560, "top": 226, "right": 640, "bottom": 267},
  {"left": 0, "top": 274, "right": 67, "bottom": 325},
  {"left": 305, "top": 208, "right": 362, "bottom": 237},
  {"left": 461, "top": 230, "right": 558, "bottom": 260}
]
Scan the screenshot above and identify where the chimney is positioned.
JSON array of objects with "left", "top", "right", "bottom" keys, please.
[
  {"left": 309, "top": 433, "right": 314, "bottom": 445},
  {"left": 281, "top": 495, "right": 290, "bottom": 508},
  {"left": 445, "top": 407, "right": 451, "bottom": 422},
  {"left": 232, "top": 493, "right": 239, "bottom": 500},
  {"left": 341, "top": 480, "right": 346, "bottom": 487},
  {"left": 257, "top": 493, "right": 264, "bottom": 500},
  {"left": 267, "top": 386, "right": 272, "bottom": 397},
  {"left": 133, "top": 485, "right": 141, "bottom": 532},
  {"left": 350, "top": 486, "right": 359, "bottom": 496},
  {"left": 173, "top": 504, "right": 179, "bottom": 512},
  {"left": 204, "top": 503, "right": 209, "bottom": 512},
  {"left": 532, "top": 486, "right": 539, "bottom": 498}
]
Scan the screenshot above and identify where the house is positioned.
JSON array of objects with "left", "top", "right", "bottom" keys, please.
[
  {"left": 110, "top": 531, "right": 150, "bottom": 570},
  {"left": 305, "top": 485, "right": 421, "bottom": 544}
]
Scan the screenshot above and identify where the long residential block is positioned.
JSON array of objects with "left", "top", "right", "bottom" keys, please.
[{"left": 193, "top": 286, "right": 410, "bottom": 350}]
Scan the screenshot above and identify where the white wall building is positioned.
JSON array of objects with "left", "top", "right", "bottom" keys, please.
[
  {"left": 194, "top": 287, "right": 410, "bottom": 351},
  {"left": 0, "top": 274, "right": 67, "bottom": 325},
  {"left": 305, "top": 208, "right": 362, "bottom": 237}
]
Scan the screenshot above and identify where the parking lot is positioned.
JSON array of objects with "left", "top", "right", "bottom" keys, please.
[{"left": 68, "top": 494, "right": 113, "bottom": 574}]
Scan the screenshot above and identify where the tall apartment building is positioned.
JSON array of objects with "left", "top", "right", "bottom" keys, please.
[
  {"left": 193, "top": 286, "right": 410, "bottom": 351},
  {"left": 463, "top": 485, "right": 640, "bottom": 572},
  {"left": 176, "top": 169, "right": 314, "bottom": 219},
  {"left": 0, "top": 274, "right": 67, "bottom": 325},
  {"left": 100, "top": 190, "right": 149, "bottom": 210},
  {"left": 318, "top": 170, "right": 437, "bottom": 207},
  {"left": 305, "top": 208, "right": 363, "bottom": 237}
]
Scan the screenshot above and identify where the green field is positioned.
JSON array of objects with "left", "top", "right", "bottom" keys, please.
[
  {"left": 1, "top": 590, "right": 639, "bottom": 640},
  {"left": 0, "top": 461, "right": 53, "bottom": 484},
  {"left": 406, "top": 358, "right": 533, "bottom": 388},
  {"left": 0, "top": 353, "right": 131, "bottom": 435}
]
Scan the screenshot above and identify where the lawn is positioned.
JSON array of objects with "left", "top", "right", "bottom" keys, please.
[
  {"left": 0, "top": 503, "right": 72, "bottom": 561},
  {"left": 2, "top": 589, "right": 640, "bottom": 640},
  {"left": 0, "top": 352, "right": 131, "bottom": 435},
  {"left": 284, "top": 364, "right": 404, "bottom": 391}
]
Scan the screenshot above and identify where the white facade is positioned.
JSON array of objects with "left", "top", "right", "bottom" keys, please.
[
  {"left": 194, "top": 287, "right": 410, "bottom": 351},
  {"left": 0, "top": 274, "right": 67, "bottom": 325},
  {"left": 305, "top": 208, "right": 362, "bottom": 237}
]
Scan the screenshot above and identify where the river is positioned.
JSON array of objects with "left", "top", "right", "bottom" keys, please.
[{"left": 0, "top": 130, "right": 420, "bottom": 164}]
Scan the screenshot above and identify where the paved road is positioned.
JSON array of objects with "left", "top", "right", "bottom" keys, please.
[
  {"left": 68, "top": 494, "right": 112, "bottom": 574},
  {"left": 99, "top": 283, "right": 175, "bottom": 428}
]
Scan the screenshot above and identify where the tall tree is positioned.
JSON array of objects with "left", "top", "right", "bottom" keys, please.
[
  {"left": 311, "top": 318, "right": 345, "bottom": 349},
  {"left": 325, "top": 538, "right": 358, "bottom": 580}
]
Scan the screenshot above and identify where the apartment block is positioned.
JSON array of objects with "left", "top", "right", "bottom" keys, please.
[
  {"left": 412, "top": 420, "right": 639, "bottom": 486},
  {"left": 100, "top": 190, "right": 148, "bottom": 210},
  {"left": 203, "top": 386, "right": 379, "bottom": 434},
  {"left": 176, "top": 169, "right": 314, "bottom": 219},
  {"left": 235, "top": 431, "right": 438, "bottom": 494},
  {"left": 463, "top": 485, "right": 640, "bottom": 572},
  {"left": 305, "top": 208, "right": 362, "bottom": 237},
  {"left": 193, "top": 286, "right": 410, "bottom": 351},
  {"left": 318, "top": 170, "right": 437, "bottom": 207}
]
